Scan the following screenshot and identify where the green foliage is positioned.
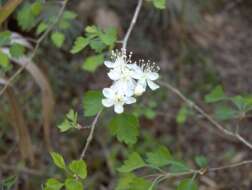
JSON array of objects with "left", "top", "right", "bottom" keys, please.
[
  {"left": 0, "top": 31, "right": 11, "bottom": 46},
  {"left": 9, "top": 43, "right": 25, "bottom": 58},
  {"left": 214, "top": 106, "right": 236, "bottom": 121},
  {"left": 0, "top": 176, "right": 16, "bottom": 190},
  {"left": 204, "top": 85, "right": 225, "bottom": 103},
  {"left": 0, "top": 50, "right": 10, "bottom": 70},
  {"left": 116, "top": 173, "right": 152, "bottom": 190},
  {"left": 146, "top": 146, "right": 172, "bottom": 167},
  {"left": 152, "top": 0, "right": 166, "bottom": 9},
  {"left": 51, "top": 32, "right": 65, "bottom": 48},
  {"left": 82, "top": 54, "right": 104, "bottom": 72},
  {"left": 17, "top": 1, "right": 42, "bottom": 30},
  {"left": 71, "top": 37, "right": 90, "bottom": 54},
  {"left": 45, "top": 178, "right": 64, "bottom": 190},
  {"left": 58, "top": 10, "right": 77, "bottom": 30},
  {"left": 65, "top": 178, "right": 83, "bottom": 190},
  {"left": 133, "top": 100, "right": 157, "bottom": 119},
  {"left": 58, "top": 109, "right": 78, "bottom": 132},
  {"left": 68, "top": 160, "right": 87, "bottom": 179},
  {"left": 109, "top": 114, "right": 139, "bottom": 145},
  {"left": 177, "top": 179, "right": 198, "bottom": 190},
  {"left": 50, "top": 152, "right": 66, "bottom": 169},
  {"left": 36, "top": 22, "right": 48, "bottom": 35},
  {"left": 83, "top": 90, "right": 103, "bottom": 117},
  {"left": 194, "top": 155, "right": 208, "bottom": 168},
  {"left": 118, "top": 152, "right": 146, "bottom": 173},
  {"left": 176, "top": 106, "right": 189, "bottom": 125}
]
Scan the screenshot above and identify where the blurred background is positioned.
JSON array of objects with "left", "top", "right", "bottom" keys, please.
[{"left": 0, "top": 0, "right": 252, "bottom": 189}]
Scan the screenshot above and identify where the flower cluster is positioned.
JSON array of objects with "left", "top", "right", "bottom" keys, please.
[{"left": 102, "top": 49, "right": 160, "bottom": 114}]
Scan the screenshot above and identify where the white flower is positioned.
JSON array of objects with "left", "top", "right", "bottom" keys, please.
[
  {"left": 133, "top": 61, "right": 160, "bottom": 96},
  {"left": 102, "top": 86, "right": 136, "bottom": 114}
]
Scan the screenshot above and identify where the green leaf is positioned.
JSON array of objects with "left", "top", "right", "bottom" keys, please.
[
  {"left": 17, "top": 2, "right": 40, "bottom": 30},
  {"left": 0, "top": 50, "right": 10, "bottom": 69},
  {"left": 116, "top": 173, "right": 135, "bottom": 190},
  {"left": 169, "top": 160, "right": 190, "bottom": 173},
  {"left": 152, "top": 0, "right": 166, "bottom": 9},
  {"left": 1, "top": 176, "right": 16, "bottom": 190},
  {"left": 63, "top": 11, "right": 77, "bottom": 20},
  {"left": 36, "top": 22, "right": 48, "bottom": 35},
  {"left": 71, "top": 37, "right": 90, "bottom": 54},
  {"left": 31, "top": 1, "right": 42, "bottom": 16},
  {"left": 9, "top": 43, "right": 25, "bottom": 58},
  {"left": 58, "top": 109, "right": 78, "bottom": 132},
  {"left": 118, "top": 152, "right": 145, "bottom": 173},
  {"left": 205, "top": 85, "right": 225, "bottom": 103},
  {"left": 68, "top": 160, "right": 87, "bottom": 179},
  {"left": 130, "top": 176, "right": 152, "bottom": 190},
  {"left": 65, "top": 178, "right": 83, "bottom": 190},
  {"left": 45, "top": 178, "right": 64, "bottom": 190},
  {"left": 50, "top": 152, "right": 66, "bottom": 169},
  {"left": 116, "top": 174, "right": 152, "bottom": 190},
  {"left": 177, "top": 179, "right": 198, "bottom": 190},
  {"left": 231, "top": 96, "right": 248, "bottom": 111},
  {"left": 99, "top": 27, "right": 117, "bottom": 46},
  {"left": 89, "top": 39, "right": 106, "bottom": 53},
  {"left": 194, "top": 156, "right": 208, "bottom": 168},
  {"left": 82, "top": 54, "right": 104, "bottom": 72},
  {"left": 176, "top": 106, "right": 189, "bottom": 125},
  {"left": 83, "top": 90, "right": 103, "bottom": 117},
  {"left": 51, "top": 32, "right": 65, "bottom": 48},
  {"left": 214, "top": 106, "right": 236, "bottom": 120},
  {"left": 85, "top": 25, "right": 99, "bottom": 34},
  {"left": 0, "top": 31, "right": 11, "bottom": 46},
  {"left": 146, "top": 146, "right": 172, "bottom": 167},
  {"left": 109, "top": 114, "right": 139, "bottom": 145}
]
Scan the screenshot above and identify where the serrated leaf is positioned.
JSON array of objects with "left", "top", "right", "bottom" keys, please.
[
  {"left": 231, "top": 96, "right": 247, "bottom": 111},
  {"left": 116, "top": 173, "right": 135, "bottom": 190},
  {"left": 1, "top": 176, "right": 16, "bottom": 190},
  {"left": 45, "top": 178, "right": 64, "bottom": 190},
  {"left": 89, "top": 39, "right": 106, "bottom": 53},
  {"left": 109, "top": 114, "right": 139, "bottom": 145},
  {"left": 118, "top": 152, "right": 145, "bottom": 173},
  {"left": 36, "top": 22, "right": 48, "bottom": 34},
  {"left": 65, "top": 178, "right": 83, "bottom": 190},
  {"left": 71, "top": 37, "right": 90, "bottom": 54},
  {"left": 205, "top": 85, "right": 225, "bottom": 103},
  {"left": 9, "top": 43, "right": 25, "bottom": 58},
  {"left": 194, "top": 156, "right": 208, "bottom": 168},
  {"left": 58, "top": 109, "right": 78, "bottom": 132},
  {"left": 50, "top": 152, "right": 66, "bottom": 169},
  {"left": 0, "top": 31, "right": 11, "bottom": 46},
  {"left": 130, "top": 176, "right": 152, "bottom": 190},
  {"left": 177, "top": 179, "right": 198, "bottom": 190},
  {"left": 68, "top": 160, "right": 87, "bottom": 179},
  {"left": 83, "top": 90, "right": 103, "bottom": 117},
  {"left": 31, "top": 1, "right": 42, "bottom": 16},
  {"left": 152, "top": 0, "right": 166, "bottom": 9},
  {"left": 99, "top": 27, "right": 117, "bottom": 46},
  {"left": 85, "top": 25, "right": 99, "bottom": 34},
  {"left": 146, "top": 146, "right": 172, "bottom": 167},
  {"left": 82, "top": 54, "right": 104, "bottom": 72},
  {"left": 51, "top": 32, "right": 65, "bottom": 48}
]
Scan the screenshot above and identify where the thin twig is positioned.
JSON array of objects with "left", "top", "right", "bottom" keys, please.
[
  {"left": 0, "top": 0, "right": 69, "bottom": 97},
  {"left": 158, "top": 80, "right": 252, "bottom": 150},
  {"left": 80, "top": 110, "right": 102, "bottom": 160},
  {"left": 122, "top": 0, "right": 143, "bottom": 50}
]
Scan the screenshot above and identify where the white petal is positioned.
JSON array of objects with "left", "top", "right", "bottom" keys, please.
[
  {"left": 108, "top": 69, "right": 121, "bottom": 80},
  {"left": 147, "top": 72, "right": 159, "bottom": 80},
  {"left": 147, "top": 80, "right": 159, "bottom": 90},
  {"left": 134, "top": 83, "right": 146, "bottom": 96},
  {"left": 102, "top": 99, "right": 114, "bottom": 107},
  {"left": 102, "top": 88, "right": 115, "bottom": 98},
  {"left": 125, "top": 97, "right": 136, "bottom": 104},
  {"left": 104, "top": 61, "right": 115, "bottom": 68},
  {"left": 114, "top": 103, "right": 124, "bottom": 114}
]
